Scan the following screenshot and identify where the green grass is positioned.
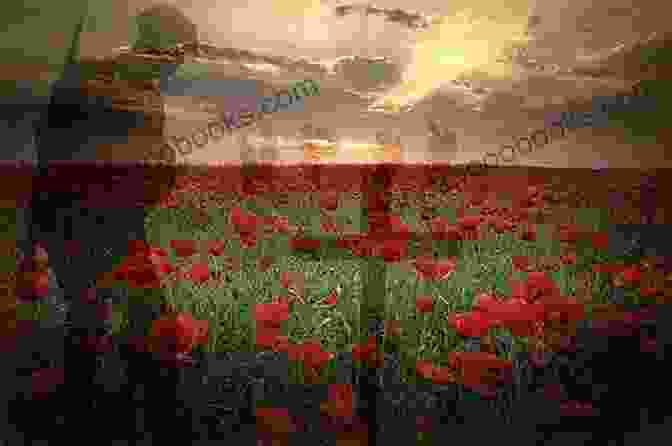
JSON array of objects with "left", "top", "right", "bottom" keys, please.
[
  {"left": 141, "top": 195, "right": 617, "bottom": 383},
  {"left": 14, "top": 187, "right": 650, "bottom": 385}
]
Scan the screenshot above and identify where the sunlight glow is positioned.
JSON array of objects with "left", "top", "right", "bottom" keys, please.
[
  {"left": 269, "top": 0, "right": 323, "bottom": 19},
  {"left": 374, "top": 4, "right": 532, "bottom": 110}
]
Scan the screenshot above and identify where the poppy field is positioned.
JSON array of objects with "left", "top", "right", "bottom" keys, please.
[{"left": 9, "top": 163, "right": 670, "bottom": 443}]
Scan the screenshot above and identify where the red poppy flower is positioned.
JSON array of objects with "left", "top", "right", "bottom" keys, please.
[
  {"left": 279, "top": 271, "right": 292, "bottom": 289},
  {"left": 255, "top": 301, "right": 290, "bottom": 326},
  {"left": 538, "top": 296, "right": 585, "bottom": 325},
  {"left": 527, "top": 348, "right": 550, "bottom": 368},
  {"left": 591, "top": 263, "right": 608, "bottom": 274},
  {"left": 522, "top": 225, "right": 536, "bottom": 241},
  {"left": 415, "top": 360, "right": 455, "bottom": 385},
  {"left": 184, "top": 262, "right": 210, "bottom": 284},
  {"left": 255, "top": 407, "right": 297, "bottom": 435},
  {"left": 17, "top": 271, "right": 50, "bottom": 301},
  {"left": 290, "top": 237, "right": 321, "bottom": 251},
  {"left": 335, "top": 236, "right": 351, "bottom": 250},
  {"left": 155, "top": 263, "right": 176, "bottom": 279},
  {"left": 264, "top": 215, "right": 291, "bottom": 234},
  {"left": 16, "top": 250, "right": 30, "bottom": 274},
  {"left": 430, "top": 216, "right": 463, "bottom": 241},
  {"left": 508, "top": 279, "right": 528, "bottom": 301},
  {"left": 415, "top": 415, "right": 433, "bottom": 433},
  {"left": 416, "top": 360, "right": 435, "bottom": 380},
  {"left": 366, "top": 191, "right": 388, "bottom": 213},
  {"left": 351, "top": 336, "right": 379, "bottom": 366},
  {"left": 230, "top": 207, "right": 259, "bottom": 236},
  {"left": 148, "top": 312, "right": 208, "bottom": 358},
  {"left": 388, "top": 215, "right": 411, "bottom": 238},
  {"left": 324, "top": 384, "right": 354, "bottom": 419},
  {"left": 559, "top": 401, "right": 598, "bottom": 417},
  {"left": 147, "top": 249, "right": 175, "bottom": 275},
  {"left": 63, "top": 239, "right": 81, "bottom": 257},
  {"left": 319, "top": 192, "right": 340, "bottom": 211},
  {"left": 271, "top": 335, "right": 292, "bottom": 354},
  {"left": 415, "top": 295, "right": 434, "bottom": 313},
  {"left": 512, "top": 255, "right": 530, "bottom": 272},
  {"left": 348, "top": 235, "right": 377, "bottom": 258},
  {"left": 619, "top": 265, "right": 641, "bottom": 285},
  {"left": 321, "top": 218, "right": 339, "bottom": 233},
  {"left": 633, "top": 306, "right": 656, "bottom": 322},
  {"left": 169, "top": 239, "right": 197, "bottom": 258},
  {"left": 455, "top": 351, "right": 513, "bottom": 389},
  {"left": 466, "top": 192, "right": 488, "bottom": 208},
  {"left": 324, "top": 290, "right": 338, "bottom": 305},
  {"left": 127, "top": 239, "right": 150, "bottom": 256},
  {"left": 639, "top": 286, "right": 660, "bottom": 298},
  {"left": 560, "top": 253, "right": 577, "bottom": 265},
  {"left": 412, "top": 257, "right": 457, "bottom": 281},
  {"left": 295, "top": 340, "right": 334, "bottom": 370},
  {"left": 590, "top": 317, "right": 638, "bottom": 337},
  {"left": 640, "top": 336, "right": 657, "bottom": 353},
  {"left": 242, "top": 178, "right": 269, "bottom": 197},
  {"left": 430, "top": 366, "right": 456, "bottom": 385},
  {"left": 490, "top": 216, "right": 515, "bottom": 233},
  {"left": 525, "top": 272, "right": 561, "bottom": 303},
  {"left": 376, "top": 239, "right": 407, "bottom": 263},
  {"left": 124, "top": 335, "right": 148, "bottom": 354},
  {"left": 606, "top": 262, "right": 627, "bottom": 274},
  {"left": 237, "top": 232, "right": 256, "bottom": 248},
  {"left": 472, "top": 292, "right": 500, "bottom": 313},
  {"left": 366, "top": 211, "right": 391, "bottom": 235},
  {"left": 281, "top": 341, "right": 304, "bottom": 361},
  {"left": 556, "top": 224, "right": 580, "bottom": 244},
  {"left": 30, "top": 367, "right": 64, "bottom": 400},
  {"left": 113, "top": 256, "right": 163, "bottom": 289},
  {"left": 447, "top": 311, "right": 493, "bottom": 337},
  {"left": 331, "top": 418, "right": 369, "bottom": 446},
  {"left": 94, "top": 300, "right": 113, "bottom": 323},
  {"left": 489, "top": 301, "right": 545, "bottom": 338},
  {"left": 542, "top": 383, "right": 565, "bottom": 401},
  {"left": 456, "top": 215, "right": 484, "bottom": 230},
  {"left": 79, "top": 286, "right": 97, "bottom": 304},
  {"left": 76, "top": 334, "right": 113, "bottom": 354},
  {"left": 446, "top": 352, "right": 494, "bottom": 393},
  {"left": 527, "top": 185, "right": 543, "bottom": 199},
  {"left": 256, "top": 325, "right": 282, "bottom": 349},
  {"left": 590, "top": 231, "right": 609, "bottom": 250},
  {"left": 206, "top": 239, "right": 226, "bottom": 256}
]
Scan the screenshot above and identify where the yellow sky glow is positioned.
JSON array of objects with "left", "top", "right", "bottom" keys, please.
[
  {"left": 223, "top": 1, "right": 533, "bottom": 112},
  {"left": 377, "top": 5, "right": 532, "bottom": 109},
  {"left": 269, "top": 0, "right": 323, "bottom": 19}
]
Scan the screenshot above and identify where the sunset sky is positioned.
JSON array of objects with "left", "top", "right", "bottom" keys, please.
[{"left": 5, "top": 0, "right": 667, "bottom": 168}]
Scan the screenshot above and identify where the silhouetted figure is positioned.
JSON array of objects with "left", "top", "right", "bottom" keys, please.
[{"left": 21, "top": 6, "right": 188, "bottom": 440}]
